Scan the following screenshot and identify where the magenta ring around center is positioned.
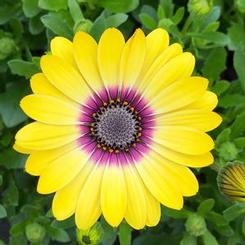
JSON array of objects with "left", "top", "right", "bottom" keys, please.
[{"left": 77, "top": 86, "right": 156, "bottom": 166}]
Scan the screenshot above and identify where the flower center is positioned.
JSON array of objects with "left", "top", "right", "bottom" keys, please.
[{"left": 90, "top": 100, "right": 142, "bottom": 152}]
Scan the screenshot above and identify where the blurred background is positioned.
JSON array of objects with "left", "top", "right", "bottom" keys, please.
[{"left": 0, "top": 0, "right": 245, "bottom": 244}]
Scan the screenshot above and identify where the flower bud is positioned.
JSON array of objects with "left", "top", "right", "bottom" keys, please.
[
  {"left": 25, "top": 223, "right": 46, "bottom": 243},
  {"left": 0, "top": 37, "right": 16, "bottom": 60},
  {"left": 188, "top": 0, "right": 213, "bottom": 15},
  {"left": 185, "top": 214, "right": 207, "bottom": 237},
  {"left": 74, "top": 19, "right": 93, "bottom": 33},
  {"left": 77, "top": 222, "right": 103, "bottom": 245},
  {"left": 217, "top": 162, "right": 245, "bottom": 202}
]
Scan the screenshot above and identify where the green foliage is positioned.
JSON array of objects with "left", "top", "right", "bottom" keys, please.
[{"left": 0, "top": 0, "right": 245, "bottom": 244}]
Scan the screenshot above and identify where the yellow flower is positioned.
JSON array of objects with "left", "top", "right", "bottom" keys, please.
[
  {"left": 217, "top": 162, "right": 245, "bottom": 202},
  {"left": 14, "top": 28, "right": 222, "bottom": 230}
]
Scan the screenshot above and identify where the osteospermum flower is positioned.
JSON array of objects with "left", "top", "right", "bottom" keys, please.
[
  {"left": 14, "top": 28, "right": 222, "bottom": 230},
  {"left": 217, "top": 162, "right": 245, "bottom": 201}
]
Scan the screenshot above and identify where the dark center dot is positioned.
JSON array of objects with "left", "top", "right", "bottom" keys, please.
[
  {"left": 90, "top": 100, "right": 141, "bottom": 152},
  {"left": 82, "top": 235, "right": 91, "bottom": 244}
]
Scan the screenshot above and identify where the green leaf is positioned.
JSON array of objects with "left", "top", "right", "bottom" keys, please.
[
  {"left": 90, "top": 13, "right": 107, "bottom": 41},
  {"left": 9, "top": 235, "right": 28, "bottom": 245},
  {"left": 198, "top": 6, "right": 221, "bottom": 30},
  {"left": 180, "top": 233, "right": 197, "bottom": 245},
  {"left": 227, "top": 23, "right": 245, "bottom": 51},
  {"left": 234, "top": 49, "right": 245, "bottom": 92},
  {"left": 163, "top": 207, "right": 192, "bottom": 219},
  {"left": 68, "top": 0, "right": 84, "bottom": 24},
  {"left": 216, "top": 128, "right": 231, "bottom": 145},
  {"left": 172, "top": 7, "right": 185, "bottom": 25},
  {"left": 99, "top": 0, "right": 139, "bottom": 13},
  {"left": 51, "top": 228, "right": 70, "bottom": 243},
  {"left": 198, "top": 199, "right": 215, "bottom": 216},
  {"left": 106, "top": 14, "right": 128, "bottom": 28},
  {"left": 189, "top": 32, "right": 229, "bottom": 46},
  {"left": 29, "top": 15, "right": 45, "bottom": 35},
  {"left": 223, "top": 203, "right": 245, "bottom": 222},
  {"left": 38, "top": 0, "right": 68, "bottom": 11},
  {"left": 41, "top": 11, "right": 73, "bottom": 39},
  {"left": 22, "top": 0, "right": 40, "bottom": 18},
  {"left": 202, "top": 47, "right": 227, "bottom": 81},
  {"left": 219, "top": 94, "right": 245, "bottom": 108},
  {"left": 3, "top": 178, "right": 19, "bottom": 206},
  {"left": 201, "top": 230, "right": 219, "bottom": 245},
  {"left": 118, "top": 222, "right": 132, "bottom": 245},
  {"left": 204, "top": 21, "right": 220, "bottom": 33},
  {"left": 0, "top": 204, "right": 7, "bottom": 219},
  {"left": 0, "top": 4, "right": 20, "bottom": 25},
  {"left": 0, "top": 83, "right": 28, "bottom": 128},
  {"left": 230, "top": 111, "right": 245, "bottom": 139},
  {"left": 242, "top": 217, "right": 245, "bottom": 235},
  {"left": 159, "top": 0, "right": 174, "bottom": 18},
  {"left": 0, "top": 175, "right": 2, "bottom": 186},
  {"left": 234, "top": 137, "right": 245, "bottom": 148},
  {"left": 206, "top": 211, "right": 228, "bottom": 226},
  {"left": 139, "top": 13, "right": 157, "bottom": 30},
  {"left": 215, "top": 224, "right": 234, "bottom": 237},
  {"left": 100, "top": 218, "right": 117, "bottom": 245},
  {"left": 0, "top": 149, "right": 26, "bottom": 169},
  {"left": 8, "top": 59, "right": 40, "bottom": 79},
  {"left": 211, "top": 80, "right": 230, "bottom": 96}
]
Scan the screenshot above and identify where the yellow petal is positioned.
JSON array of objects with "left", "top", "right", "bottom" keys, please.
[
  {"left": 145, "top": 188, "right": 161, "bottom": 227},
  {"left": 152, "top": 144, "right": 214, "bottom": 167},
  {"left": 101, "top": 164, "right": 127, "bottom": 227},
  {"left": 98, "top": 28, "right": 125, "bottom": 89},
  {"left": 37, "top": 146, "right": 89, "bottom": 194},
  {"left": 186, "top": 91, "right": 218, "bottom": 111},
  {"left": 73, "top": 31, "right": 102, "bottom": 92},
  {"left": 149, "top": 77, "right": 208, "bottom": 114},
  {"left": 143, "top": 52, "right": 195, "bottom": 97},
  {"left": 119, "top": 29, "right": 146, "bottom": 88},
  {"left": 50, "top": 37, "right": 77, "bottom": 68},
  {"left": 161, "top": 160, "right": 199, "bottom": 197},
  {"left": 75, "top": 165, "right": 104, "bottom": 230},
  {"left": 30, "top": 73, "right": 71, "bottom": 102},
  {"left": 146, "top": 150, "right": 198, "bottom": 196},
  {"left": 40, "top": 55, "right": 91, "bottom": 104},
  {"left": 135, "top": 152, "right": 183, "bottom": 210},
  {"left": 156, "top": 110, "right": 222, "bottom": 132},
  {"left": 137, "top": 43, "right": 182, "bottom": 91},
  {"left": 124, "top": 164, "right": 147, "bottom": 230},
  {"left": 13, "top": 143, "right": 32, "bottom": 154},
  {"left": 137, "top": 28, "right": 169, "bottom": 83},
  {"left": 52, "top": 162, "right": 94, "bottom": 220},
  {"left": 20, "top": 94, "right": 81, "bottom": 125},
  {"left": 25, "top": 142, "right": 77, "bottom": 176},
  {"left": 15, "top": 122, "right": 80, "bottom": 151},
  {"left": 154, "top": 126, "right": 214, "bottom": 155}
]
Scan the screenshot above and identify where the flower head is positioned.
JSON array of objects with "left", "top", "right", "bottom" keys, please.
[{"left": 14, "top": 28, "right": 222, "bottom": 230}]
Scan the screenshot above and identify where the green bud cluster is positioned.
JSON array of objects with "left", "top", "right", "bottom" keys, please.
[
  {"left": 0, "top": 37, "right": 16, "bottom": 60},
  {"left": 25, "top": 223, "right": 46, "bottom": 243},
  {"left": 185, "top": 214, "right": 207, "bottom": 237},
  {"left": 218, "top": 141, "right": 239, "bottom": 161}
]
